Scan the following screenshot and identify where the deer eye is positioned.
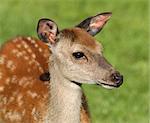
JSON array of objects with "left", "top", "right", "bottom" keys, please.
[{"left": 72, "top": 52, "right": 85, "bottom": 59}]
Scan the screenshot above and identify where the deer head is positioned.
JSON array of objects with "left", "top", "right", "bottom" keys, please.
[{"left": 37, "top": 12, "right": 123, "bottom": 89}]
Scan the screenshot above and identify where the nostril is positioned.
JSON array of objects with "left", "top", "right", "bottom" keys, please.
[
  {"left": 110, "top": 72, "right": 123, "bottom": 87},
  {"left": 115, "top": 75, "right": 123, "bottom": 84},
  {"left": 115, "top": 75, "right": 121, "bottom": 81},
  {"left": 112, "top": 72, "right": 123, "bottom": 83}
]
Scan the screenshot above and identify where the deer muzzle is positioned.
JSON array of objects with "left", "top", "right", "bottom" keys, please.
[{"left": 97, "top": 71, "right": 123, "bottom": 89}]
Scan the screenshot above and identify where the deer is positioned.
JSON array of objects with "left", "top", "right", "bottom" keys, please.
[{"left": 0, "top": 12, "right": 123, "bottom": 123}]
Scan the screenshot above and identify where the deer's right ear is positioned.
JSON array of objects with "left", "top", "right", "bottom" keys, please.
[
  {"left": 76, "top": 12, "right": 112, "bottom": 36},
  {"left": 37, "top": 18, "right": 59, "bottom": 45}
]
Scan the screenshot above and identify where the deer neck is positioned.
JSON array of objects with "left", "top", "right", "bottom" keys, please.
[{"left": 46, "top": 57, "right": 82, "bottom": 123}]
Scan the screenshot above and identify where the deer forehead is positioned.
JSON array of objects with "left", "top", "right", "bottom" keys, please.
[{"left": 60, "top": 28, "right": 102, "bottom": 53}]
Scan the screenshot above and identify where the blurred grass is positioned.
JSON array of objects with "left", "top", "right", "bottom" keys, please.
[{"left": 0, "top": 0, "right": 148, "bottom": 123}]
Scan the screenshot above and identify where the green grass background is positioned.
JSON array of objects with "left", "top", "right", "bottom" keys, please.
[{"left": 0, "top": 0, "right": 148, "bottom": 123}]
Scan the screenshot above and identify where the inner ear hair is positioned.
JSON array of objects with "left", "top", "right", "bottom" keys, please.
[
  {"left": 37, "top": 18, "right": 59, "bottom": 44},
  {"left": 76, "top": 12, "right": 112, "bottom": 36}
]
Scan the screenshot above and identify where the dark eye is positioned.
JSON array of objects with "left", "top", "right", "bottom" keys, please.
[{"left": 72, "top": 52, "right": 85, "bottom": 59}]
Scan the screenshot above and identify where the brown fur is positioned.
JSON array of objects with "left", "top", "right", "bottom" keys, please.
[
  {"left": 0, "top": 37, "right": 90, "bottom": 123},
  {"left": 0, "top": 27, "right": 123, "bottom": 123},
  {"left": 80, "top": 93, "right": 91, "bottom": 123},
  {"left": 61, "top": 28, "right": 97, "bottom": 50}
]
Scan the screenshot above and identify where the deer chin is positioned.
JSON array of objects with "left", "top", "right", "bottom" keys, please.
[
  {"left": 100, "top": 83, "right": 116, "bottom": 89},
  {"left": 96, "top": 80, "right": 116, "bottom": 89}
]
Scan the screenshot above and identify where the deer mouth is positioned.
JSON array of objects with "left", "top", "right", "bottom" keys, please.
[
  {"left": 98, "top": 82, "right": 117, "bottom": 89},
  {"left": 97, "top": 82, "right": 116, "bottom": 89},
  {"left": 96, "top": 73, "right": 123, "bottom": 89},
  {"left": 96, "top": 79, "right": 123, "bottom": 89}
]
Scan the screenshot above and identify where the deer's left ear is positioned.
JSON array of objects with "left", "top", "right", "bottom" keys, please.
[
  {"left": 76, "top": 12, "right": 112, "bottom": 36},
  {"left": 37, "top": 18, "right": 59, "bottom": 45}
]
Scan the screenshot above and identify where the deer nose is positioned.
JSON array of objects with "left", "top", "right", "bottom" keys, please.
[{"left": 111, "top": 72, "right": 123, "bottom": 87}]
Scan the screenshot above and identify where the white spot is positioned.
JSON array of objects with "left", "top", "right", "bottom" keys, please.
[
  {"left": 38, "top": 48, "right": 42, "bottom": 52},
  {"left": 18, "top": 101, "right": 23, "bottom": 107},
  {"left": 43, "top": 51, "right": 49, "bottom": 58},
  {"left": 22, "top": 41, "right": 29, "bottom": 49},
  {"left": 39, "top": 67, "right": 44, "bottom": 73},
  {"left": 0, "top": 86, "right": 4, "bottom": 92},
  {"left": 16, "top": 52, "right": 23, "bottom": 58},
  {"left": 6, "top": 60, "right": 16, "bottom": 71},
  {"left": 32, "top": 107, "right": 36, "bottom": 115},
  {"left": 22, "top": 109, "right": 26, "bottom": 116},
  {"left": 18, "top": 77, "right": 28, "bottom": 86},
  {"left": 0, "top": 72, "right": 2, "bottom": 80},
  {"left": 27, "top": 37, "right": 32, "bottom": 41},
  {"left": 17, "top": 94, "right": 23, "bottom": 106},
  {"left": 11, "top": 75, "right": 18, "bottom": 84},
  {"left": 12, "top": 49, "right": 19, "bottom": 54},
  {"left": 28, "top": 59, "right": 44, "bottom": 72},
  {"left": 27, "top": 90, "right": 38, "bottom": 98},
  {"left": 13, "top": 90, "right": 19, "bottom": 97},
  {"left": 24, "top": 56, "right": 29, "bottom": 60},
  {"left": 31, "top": 107, "right": 39, "bottom": 121},
  {"left": 43, "top": 81, "right": 49, "bottom": 86},
  {"left": 24, "top": 44, "right": 29, "bottom": 49},
  {"left": 29, "top": 60, "right": 33, "bottom": 65},
  {"left": 17, "top": 94, "right": 23, "bottom": 102},
  {"left": 34, "top": 44, "right": 38, "bottom": 48},
  {"left": 6, "top": 78, "right": 11, "bottom": 85},
  {"left": 16, "top": 51, "right": 24, "bottom": 58},
  {"left": 4, "top": 110, "right": 22, "bottom": 121},
  {"left": 22, "top": 51, "right": 27, "bottom": 56},
  {"left": 8, "top": 97, "right": 15, "bottom": 103},
  {"left": 2, "top": 96, "right": 7, "bottom": 105},
  {"left": 12, "top": 39, "right": 18, "bottom": 43},
  {"left": 34, "top": 61, "right": 44, "bottom": 73},
  {"left": 27, "top": 48, "right": 32, "bottom": 53},
  {"left": 32, "top": 54, "right": 36, "bottom": 59},
  {"left": 31, "top": 39, "right": 36, "bottom": 44},
  {"left": 43, "top": 94, "right": 48, "bottom": 100},
  {"left": 23, "top": 82, "right": 31, "bottom": 88},
  {"left": 19, "top": 77, "right": 33, "bottom": 88},
  {"left": 0, "top": 55, "right": 5, "bottom": 64},
  {"left": 16, "top": 44, "right": 22, "bottom": 48},
  {"left": 35, "top": 61, "right": 40, "bottom": 67}
]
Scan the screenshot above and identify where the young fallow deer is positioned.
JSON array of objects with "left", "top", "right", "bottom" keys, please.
[{"left": 0, "top": 12, "right": 123, "bottom": 123}]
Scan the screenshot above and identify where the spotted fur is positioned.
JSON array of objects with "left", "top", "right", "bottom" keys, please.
[{"left": 0, "top": 37, "right": 90, "bottom": 123}]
